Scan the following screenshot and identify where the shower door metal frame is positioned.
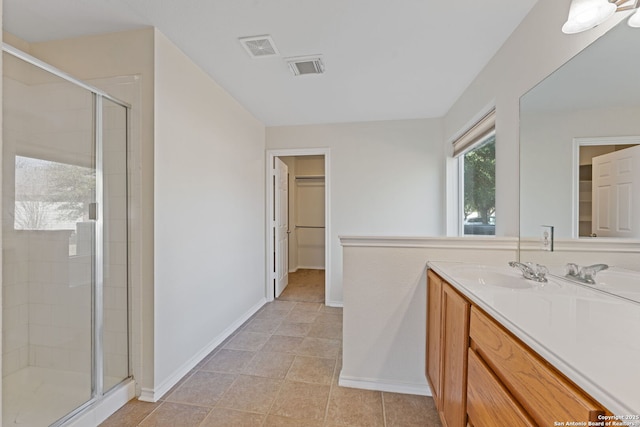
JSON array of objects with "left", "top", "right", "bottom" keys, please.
[{"left": 2, "top": 43, "right": 132, "bottom": 427}]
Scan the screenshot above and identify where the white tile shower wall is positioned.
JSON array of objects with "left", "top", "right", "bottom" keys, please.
[
  {"left": 2, "top": 75, "right": 32, "bottom": 376},
  {"left": 1, "top": 233, "right": 30, "bottom": 375},
  {"left": 27, "top": 230, "right": 92, "bottom": 374}
]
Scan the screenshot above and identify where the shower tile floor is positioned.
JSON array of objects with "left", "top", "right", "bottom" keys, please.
[{"left": 101, "top": 282, "right": 441, "bottom": 426}]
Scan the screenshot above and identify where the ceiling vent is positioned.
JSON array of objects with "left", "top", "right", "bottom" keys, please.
[
  {"left": 239, "top": 35, "right": 279, "bottom": 58},
  {"left": 286, "top": 56, "right": 325, "bottom": 76}
]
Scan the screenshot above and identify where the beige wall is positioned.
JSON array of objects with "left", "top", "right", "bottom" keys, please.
[
  {"left": 267, "top": 119, "right": 445, "bottom": 304},
  {"left": 153, "top": 30, "right": 266, "bottom": 398},
  {"left": 340, "top": 237, "right": 517, "bottom": 395}
]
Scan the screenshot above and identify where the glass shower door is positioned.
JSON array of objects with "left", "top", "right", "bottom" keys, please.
[
  {"left": 3, "top": 53, "right": 96, "bottom": 426},
  {"left": 101, "top": 97, "right": 130, "bottom": 392}
]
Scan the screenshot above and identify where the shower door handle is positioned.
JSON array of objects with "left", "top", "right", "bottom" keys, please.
[{"left": 89, "top": 203, "right": 98, "bottom": 220}]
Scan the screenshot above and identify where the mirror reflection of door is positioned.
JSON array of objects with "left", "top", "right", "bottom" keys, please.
[
  {"left": 578, "top": 144, "right": 639, "bottom": 237},
  {"left": 591, "top": 145, "right": 640, "bottom": 238}
]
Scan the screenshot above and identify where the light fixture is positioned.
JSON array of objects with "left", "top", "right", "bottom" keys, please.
[
  {"left": 562, "top": 0, "right": 640, "bottom": 34},
  {"left": 628, "top": 7, "right": 640, "bottom": 26}
]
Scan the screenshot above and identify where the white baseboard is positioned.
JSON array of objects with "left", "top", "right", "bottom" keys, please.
[
  {"left": 325, "top": 300, "right": 343, "bottom": 308},
  {"left": 139, "top": 298, "right": 267, "bottom": 402},
  {"left": 338, "top": 373, "right": 431, "bottom": 396},
  {"left": 296, "top": 265, "right": 325, "bottom": 270}
]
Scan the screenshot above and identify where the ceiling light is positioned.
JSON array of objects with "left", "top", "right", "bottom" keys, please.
[
  {"left": 562, "top": 0, "right": 617, "bottom": 34},
  {"left": 239, "top": 35, "right": 279, "bottom": 58},
  {"left": 562, "top": 0, "right": 640, "bottom": 34},
  {"left": 286, "top": 56, "right": 325, "bottom": 76},
  {"left": 628, "top": 7, "right": 640, "bottom": 26}
]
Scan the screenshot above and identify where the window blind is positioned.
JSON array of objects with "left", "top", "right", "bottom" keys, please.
[{"left": 452, "top": 109, "right": 496, "bottom": 158}]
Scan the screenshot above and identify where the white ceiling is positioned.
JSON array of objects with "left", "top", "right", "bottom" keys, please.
[{"left": 3, "top": 0, "right": 539, "bottom": 126}]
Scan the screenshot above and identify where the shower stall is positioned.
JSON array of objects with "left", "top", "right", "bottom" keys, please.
[{"left": 2, "top": 46, "right": 131, "bottom": 426}]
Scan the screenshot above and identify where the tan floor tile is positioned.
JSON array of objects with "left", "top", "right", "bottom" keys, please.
[
  {"left": 243, "top": 351, "right": 295, "bottom": 379},
  {"left": 254, "top": 307, "right": 291, "bottom": 320},
  {"left": 268, "top": 300, "right": 297, "bottom": 311},
  {"left": 223, "top": 331, "right": 270, "bottom": 351},
  {"left": 286, "top": 356, "right": 336, "bottom": 385},
  {"left": 199, "top": 407, "right": 265, "bottom": 426},
  {"left": 274, "top": 321, "right": 312, "bottom": 337},
  {"left": 383, "top": 392, "right": 441, "bottom": 427},
  {"left": 307, "top": 322, "right": 342, "bottom": 340},
  {"left": 217, "top": 375, "right": 282, "bottom": 413},
  {"left": 99, "top": 399, "right": 160, "bottom": 427},
  {"left": 262, "top": 335, "right": 304, "bottom": 354},
  {"left": 314, "top": 312, "right": 343, "bottom": 324},
  {"left": 333, "top": 358, "right": 343, "bottom": 383},
  {"left": 292, "top": 302, "right": 323, "bottom": 312},
  {"left": 326, "top": 386, "right": 384, "bottom": 427},
  {"left": 285, "top": 310, "right": 319, "bottom": 323},
  {"left": 138, "top": 402, "right": 210, "bottom": 427},
  {"left": 159, "top": 371, "right": 195, "bottom": 400},
  {"left": 321, "top": 305, "right": 343, "bottom": 314},
  {"left": 200, "top": 349, "right": 256, "bottom": 374},
  {"left": 264, "top": 414, "right": 324, "bottom": 426},
  {"left": 242, "top": 317, "right": 283, "bottom": 334},
  {"left": 297, "top": 337, "right": 341, "bottom": 358},
  {"left": 270, "top": 380, "right": 330, "bottom": 421},
  {"left": 165, "top": 371, "right": 235, "bottom": 407}
]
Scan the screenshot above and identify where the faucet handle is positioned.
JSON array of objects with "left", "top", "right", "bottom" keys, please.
[{"left": 566, "top": 263, "right": 580, "bottom": 276}]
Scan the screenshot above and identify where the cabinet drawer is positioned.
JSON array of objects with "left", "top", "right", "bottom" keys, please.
[
  {"left": 467, "top": 348, "right": 535, "bottom": 427},
  {"left": 470, "top": 307, "right": 604, "bottom": 426}
]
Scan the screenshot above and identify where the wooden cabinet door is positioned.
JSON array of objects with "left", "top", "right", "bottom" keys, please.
[
  {"left": 426, "top": 270, "right": 443, "bottom": 406},
  {"left": 441, "top": 282, "right": 470, "bottom": 427}
]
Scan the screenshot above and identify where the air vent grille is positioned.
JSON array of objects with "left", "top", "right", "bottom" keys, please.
[
  {"left": 239, "top": 35, "right": 279, "bottom": 58},
  {"left": 287, "top": 56, "right": 325, "bottom": 76}
]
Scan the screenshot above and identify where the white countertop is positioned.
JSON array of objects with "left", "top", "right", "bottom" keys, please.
[{"left": 428, "top": 261, "right": 640, "bottom": 416}]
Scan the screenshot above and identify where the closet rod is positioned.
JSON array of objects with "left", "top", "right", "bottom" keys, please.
[
  {"left": 295, "top": 175, "right": 325, "bottom": 180},
  {"left": 295, "top": 225, "right": 325, "bottom": 229}
]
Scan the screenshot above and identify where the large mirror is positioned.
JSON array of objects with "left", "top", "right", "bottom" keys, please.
[{"left": 519, "top": 20, "right": 640, "bottom": 301}]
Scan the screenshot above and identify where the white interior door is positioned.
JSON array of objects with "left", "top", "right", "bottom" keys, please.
[
  {"left": 274, "top": 158, "right": 289, "bottom": 297},
  {"left": 592, "top": 145, "right": 640, "bottom": 237}
]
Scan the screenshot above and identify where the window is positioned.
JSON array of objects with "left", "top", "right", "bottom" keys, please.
[
  {"left": 14, "top": 156, "right": 95, "bottom": 255},
  {"left": 452, "top": 110, "right": 496, "bottom": 236}
]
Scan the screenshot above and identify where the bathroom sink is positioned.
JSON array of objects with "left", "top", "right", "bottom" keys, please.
[{"left": 449, "top": 266, "right": 533, "bottom": 289}]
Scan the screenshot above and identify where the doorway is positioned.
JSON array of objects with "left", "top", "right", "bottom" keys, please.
[{"left": 267, "top": 149, "right": 330, "bottom": 304}]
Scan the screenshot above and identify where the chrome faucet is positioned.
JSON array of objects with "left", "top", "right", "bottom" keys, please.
[
  {"left": 565, "top": 263, "right": 608, "bottom": 285},
  {"left": 508, "top": 261, "right": 548, "bottom": 282}
]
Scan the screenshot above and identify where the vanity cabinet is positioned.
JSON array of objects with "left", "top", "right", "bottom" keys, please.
[
  {"left": 426, "top": 270, "right": 607, "bottom": 427},
  {"left": 426, "top": 270, "right": 470, "bottom": 427}
]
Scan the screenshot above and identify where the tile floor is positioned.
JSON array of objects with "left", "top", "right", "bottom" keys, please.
[
  {"left": 277, "top": 270, "right": 326, "bottom": 303},
  {"left": 101, "top": 298, "right": 441, "bottom": 426}
]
